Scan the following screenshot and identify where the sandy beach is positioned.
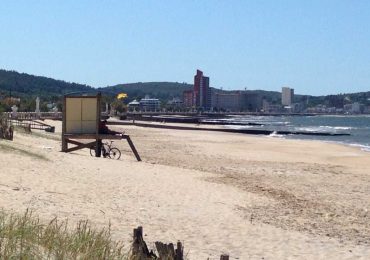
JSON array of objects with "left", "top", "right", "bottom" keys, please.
[{"left": 1, "top": 120, "right": 370, "bottom": 259}]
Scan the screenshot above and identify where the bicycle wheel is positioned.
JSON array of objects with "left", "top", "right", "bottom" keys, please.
[{"left": 108, "top": 148, "right": 121, "bottom": 159}]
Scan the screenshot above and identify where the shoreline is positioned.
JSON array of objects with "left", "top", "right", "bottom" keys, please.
[{"left": 109, "top": 119, "right": 370, "bottom": 154}]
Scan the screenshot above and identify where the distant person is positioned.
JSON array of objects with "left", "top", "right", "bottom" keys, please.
[{"left": 99, "top": 120, "right": 124, "bottom": 135}]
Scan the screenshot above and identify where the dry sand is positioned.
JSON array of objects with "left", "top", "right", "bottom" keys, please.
[{"left": 0, "top": 120, "right": 370, "bottom": 259}]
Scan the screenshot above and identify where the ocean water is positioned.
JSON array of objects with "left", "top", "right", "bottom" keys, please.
[{"left": 222, "top": 115, "right": 370, "bottom": 152}]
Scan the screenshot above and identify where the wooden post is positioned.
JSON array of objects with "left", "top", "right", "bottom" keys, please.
[
  {"left": 61, "top": 95, "right": 67, "bottom": 151},
  {"left": 132, "top": 226, "right": 142, "bottom": 256},
  {"left": 124, "top": 135, "right": 142, "bottom": 161},
  {"left": 10, "top": 126, "right": 13, "bottom": 140},
  {"left": 175, "top": 241, "right": 183, "bottom": 260},
  {"left": 95, "top": 139, "right": 102, "bottom": 157},
  {"left": 95, "top": 93, "right": 102, "bottom": 157},
  {"left": 220, "top": 254, "right": 229, "bottom": 260},
  {"left": 132, "top": 226, "right": 154, "bottom": 259}
]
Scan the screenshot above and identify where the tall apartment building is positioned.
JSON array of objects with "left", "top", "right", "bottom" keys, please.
[
  {"left": 282, "top": 87, "right": 294, "bottom": 106},
  {"left": 194, "top": 70, "right": 211, "bottom": 109}
]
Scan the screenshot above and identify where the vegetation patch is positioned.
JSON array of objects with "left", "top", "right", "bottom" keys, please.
[{"left": 0, "top": 210, "right": 128, "bottom": 259}]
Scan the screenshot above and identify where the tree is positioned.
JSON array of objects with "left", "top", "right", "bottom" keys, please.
[{"left": 110, "top": 100, "right": 127, "bottom": 113}]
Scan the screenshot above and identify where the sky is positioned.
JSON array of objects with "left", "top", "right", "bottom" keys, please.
[{"left": 1, "top": 0, "right": 370, "bottom": 96}]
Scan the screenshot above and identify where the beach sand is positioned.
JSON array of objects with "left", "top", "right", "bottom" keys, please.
[{"left": 1, "top": 120, "right": 369, "bottom": 259}]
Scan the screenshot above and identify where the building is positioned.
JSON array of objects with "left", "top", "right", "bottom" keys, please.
[
  {"left": 167, "top": 97, "right": 183, "bottom": 111},
  {"left": 213, "top": 91, "right": 262, "bottom": 112},
  {"left": 183, "top": 90, "right": 194, "bottom": 108},
  {"left": 194, "top": 70, "right": 211, "bottom": 109},
  {"left": 282, "top": 87, "right": 294, "bottom": 106},
  {"left": 127, "top": 99, "right": 140, "bottom": 111},
  {"left": 214, "top": 93, "right": 241, "bottom": 111},
  {"left": 344, "top": 102, "right": 364, "bottom": 114},
  {"left": 241, "top": 92, "right": 262, "bottom": 111},
  {"left": 139, "top": 95, "right": 161, "bottom": 111},
  {"left": 262, "top": 100, "right": 282, "bottom": 113}
]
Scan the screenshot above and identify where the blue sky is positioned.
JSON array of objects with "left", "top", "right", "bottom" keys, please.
[{"left": 1, "top": 0, "right": 370, "bottom": 95}]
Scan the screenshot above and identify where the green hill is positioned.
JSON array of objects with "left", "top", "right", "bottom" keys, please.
[
  {"left": 0, "top": 69, "right": 93, "bottom": 99},
  {"left": 0, "top": 69, "right": 95, "bottom": 112}
]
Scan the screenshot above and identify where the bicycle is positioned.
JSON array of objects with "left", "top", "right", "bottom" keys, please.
[{"left": 90, "top": 140, "right": 121, "bottom": 159}]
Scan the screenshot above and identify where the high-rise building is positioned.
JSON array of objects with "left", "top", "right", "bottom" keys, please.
[
  {"left": 282, "top": 87, "right": 294, "bottom": 106},
  {"left": 194, "top": 70, "right": 211, "bottom": 109}
]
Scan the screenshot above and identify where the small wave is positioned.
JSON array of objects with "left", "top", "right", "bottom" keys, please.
[
  {"left": 317, "top": 126, "right": 353, "bottom": 130},
  {"left": 295, "top": 126, "right": 352, "bottom": 132},
  {"left": 333, "top": 126, "right": 353, "bottom": 130},
  {"left": 348, "top": 143, "right": 370, "bottom": 152},
  {"left": 225, "top": 125, "right": 254, "bottom": 130},
  {"left": 268, "top": 131, "right": 285, "bottom": 138},
  {"left": 295, "top": 127, "right": 325, "bottom": 132}
]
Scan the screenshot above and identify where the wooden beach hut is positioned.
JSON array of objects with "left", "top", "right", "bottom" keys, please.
[{"left": 61, "top": 92, "right": 141, "bottom": 161}]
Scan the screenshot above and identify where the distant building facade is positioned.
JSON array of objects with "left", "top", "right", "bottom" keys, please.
[
  {"left": 344, "top": 102, "right": 364, "bottom": 114},
  {"left": 183, "top": 90, "right": 194, "bottom": 108},
  {"left": 139, "top": 95, "right": 161, "bottom": 111},
  {"left": 214, "top": 93, "right": 241, "bottom": 111},
  {"left": 242, "top": 92, "right": 262, "bottom": 111},
  {"left": 213, "top": 91, "right": 262, "bottom": 112},
  {"left": 166, "top": 97, "right": 183, "bottom": 111},
  {"left": 282, "top": 87, "right": 294, "bottom": 106},
  {"left": 262, "top": 100, "right": 282, "bottom": 113},
  {"left": 128, "top": 99, "right": 140, "bottom": 111},
  {"left": 194, "top": 70, "right": 211, "bottom": 109}
]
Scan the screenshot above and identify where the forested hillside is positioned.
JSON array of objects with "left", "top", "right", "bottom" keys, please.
[
  {"left": 0, "top": 69, "right": 94, "bottom": 112},
  {"left": 0, "top": 69, "right": 93, "bottom": 98}
]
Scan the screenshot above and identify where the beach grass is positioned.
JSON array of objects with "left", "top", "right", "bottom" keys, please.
[{"left": 0, "top": 210, "right": 130, "bottom": 259}]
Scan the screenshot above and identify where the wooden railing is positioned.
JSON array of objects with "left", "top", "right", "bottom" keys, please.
[{"left": 2, "top": 112, "right": 62, "bottom": 120}]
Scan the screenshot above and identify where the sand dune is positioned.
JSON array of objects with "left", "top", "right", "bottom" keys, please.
[{"left": 0, "top": 120, "right": 369, "bottom": 259}]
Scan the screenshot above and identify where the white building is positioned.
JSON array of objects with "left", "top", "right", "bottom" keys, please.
[
  {"left": 139, "top": 95, "right": 161, "bottom": 111},
  {"left": 282, "top": 87, "right": 294, "bottom": 106},
  {"left": 128, "top": 99, "right": 140, "bottom": 111}
]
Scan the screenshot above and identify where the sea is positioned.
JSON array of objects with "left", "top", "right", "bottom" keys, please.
[{"left": 220, "top": 115, "right": 370, "bottom": 152}]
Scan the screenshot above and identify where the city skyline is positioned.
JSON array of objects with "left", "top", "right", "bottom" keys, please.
[{"left": 1, "top": 1, "right": 370, "bottom": 96}]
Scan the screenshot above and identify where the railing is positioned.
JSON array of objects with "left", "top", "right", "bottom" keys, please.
[
  {"left": 9, "top": 119, "right": 54, "bottom": 132},
  {"left": 2, "top": 112, "right": 62, "bottom": 120}
]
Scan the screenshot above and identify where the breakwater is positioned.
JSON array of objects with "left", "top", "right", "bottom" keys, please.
[{"left": 108, "top": 121, "right": 349, "bottom": 137}]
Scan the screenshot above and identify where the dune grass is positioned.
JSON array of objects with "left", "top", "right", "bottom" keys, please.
[{"left": 0, "top": 210, "right": 130, "bottom": 259}]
